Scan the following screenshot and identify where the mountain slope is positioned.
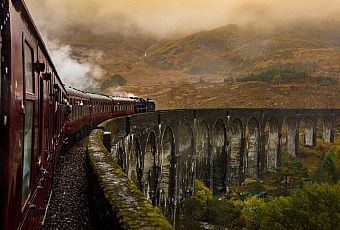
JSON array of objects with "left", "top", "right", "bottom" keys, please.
[{"left": 144, "top": 23, "right": 340, "bottom": 78}]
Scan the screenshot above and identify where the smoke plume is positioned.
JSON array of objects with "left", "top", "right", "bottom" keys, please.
[
  {"left": 107, "top": 87, "right": 136, "bottom": 98},
  {"left": 26, "top": 0, "right": 340, "bottom": 38},
  {"left": 45, "top": 39, "right": 105, "bottom": 90}
]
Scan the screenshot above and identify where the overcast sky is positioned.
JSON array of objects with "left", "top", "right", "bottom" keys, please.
[{"left": 26, "top": 0, "right": 340, "bottom": 38}]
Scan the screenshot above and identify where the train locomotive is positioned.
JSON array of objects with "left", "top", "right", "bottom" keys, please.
[{"left": 0, "top": 0, "right": 155, "bottom": 229}]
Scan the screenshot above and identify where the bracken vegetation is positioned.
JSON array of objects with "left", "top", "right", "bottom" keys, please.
[
  {"left": 100, "top": 74, "right": 127, "bottom": 90},
  {"left": 235, "top": 65, "right": 310, "bottom": 83}
]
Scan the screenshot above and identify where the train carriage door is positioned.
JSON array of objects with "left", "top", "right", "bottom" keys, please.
[
  {"left": 38, "top": 59, "right": 49, "bottom": 167},
  {"left": 22, "top": 41, "right": 35, "bottom": 207}
]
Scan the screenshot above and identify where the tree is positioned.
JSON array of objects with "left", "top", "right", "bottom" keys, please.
[
  {"left": 314, "top": 148, "right": 340, "bottom": 183},
  {"left": 259, "top": 183, "right": 340, "bottom": 230},
  {"left": 277, "top": 160, "right": 309, "bottom": 189}
]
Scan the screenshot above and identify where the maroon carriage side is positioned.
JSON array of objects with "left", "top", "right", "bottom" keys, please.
[{"left": 0, "top": 1, "right": 68, "bottom": 229}]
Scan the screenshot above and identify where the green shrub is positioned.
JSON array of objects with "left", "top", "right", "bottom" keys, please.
[
  {"left": 316, "top": 76, "right": 337, "bottom": 86},
  {"left": 193, "top": 180, "right": 213, "bottom": 205},
  {"left": 259, "top": 183, "right": 340, "bottom": 230},
  {"left": 180, "top": 197, "right": 206, "bottom": 221},
  {"left": 314, "top": 148, "right": 340, "bottom": 183},
  {"left": 100, "top": 74, "right": 127, "bottom": 89},
  {"left": 207, "top": 198, "right": 242, "bottom": 228},
  {"left": 237, "top": 65, "right": 310, "bottom": 83},
  {"left": 241, "top": 196, "right": 265, "bottom": 229},
  {"left": 180, "top": 180, "right": 212, "bottom": 221}
]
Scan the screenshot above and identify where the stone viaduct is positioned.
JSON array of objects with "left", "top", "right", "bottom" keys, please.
[{"left": 99, "top": 108, "right": 340, "bottom": 222}]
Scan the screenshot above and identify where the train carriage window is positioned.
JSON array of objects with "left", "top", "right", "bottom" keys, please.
[
  {"left": 22, "top": 101, "right": 34, "bottom": 206},
  {"left": 24, "top": 43, "right": 34, "bottom": 93}
]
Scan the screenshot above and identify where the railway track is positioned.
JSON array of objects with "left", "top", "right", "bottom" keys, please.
[{"left": 40, "top": 137, "right": 93, "bottom": 229}]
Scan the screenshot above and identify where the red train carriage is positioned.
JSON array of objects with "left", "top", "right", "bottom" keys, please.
[
  {"left": 87, "top": 92, "right": 113, "bottom": 124},
  {"left": 0, "top": 1, "right": 155, "bottom": 229},
  {"left": 112, "top": 96, "right": 135, "bottom": 117},
  {"left": 0, "top": 1, "right": 68, "bottom": 229},
  {"left": 65, "top": 86, "right": 91, "bottom": 139}
]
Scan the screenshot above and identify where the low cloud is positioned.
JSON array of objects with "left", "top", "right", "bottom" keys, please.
[{"left": 26, "top": 0, "right": 340, "bottom": 38}]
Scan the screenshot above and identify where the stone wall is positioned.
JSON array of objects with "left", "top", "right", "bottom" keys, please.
[{"left": 87, "top": 128, "right": 173, "bottom": 229}]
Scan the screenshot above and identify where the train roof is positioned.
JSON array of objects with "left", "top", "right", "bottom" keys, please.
[
  {"left": 86, "top": 92, "right": 112, "bottom": 102},
  {"left": 110, "top": 96, "right": 135, "bottom": 103},
  {"left": 131, "top": 97, "right": 146, "bottom": 103},
  {"left": 65, "top": 86, "right": 90, "bottom": 99}
]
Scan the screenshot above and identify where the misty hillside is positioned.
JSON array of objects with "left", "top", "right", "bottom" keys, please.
[
  {"left": 54, "top": 22, "right": 340, "bottom": 110},
  {"left": 143, "top": 23, "right": 340, "bottom": 79}
]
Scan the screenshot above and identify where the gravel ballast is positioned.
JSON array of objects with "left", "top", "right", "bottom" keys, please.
[{"left": 41, "top": 137, "right": 93, "bottom": 229}]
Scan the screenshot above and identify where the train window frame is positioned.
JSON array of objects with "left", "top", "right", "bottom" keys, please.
[{"left": 24, "top": 41, "right": 34, "bottom": 94}]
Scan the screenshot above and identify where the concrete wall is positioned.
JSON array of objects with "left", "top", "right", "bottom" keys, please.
[{"left": 98, "top": 108, "right": 340, "bottom": 224}]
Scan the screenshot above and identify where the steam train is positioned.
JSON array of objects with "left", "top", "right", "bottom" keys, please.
[{"left": 0, "top": 1, "right": 155, "bottom": 229}]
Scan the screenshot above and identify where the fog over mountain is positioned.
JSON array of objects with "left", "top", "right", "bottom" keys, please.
[{"left": 26, "top": 0, "right": 340, "bottom": 38}]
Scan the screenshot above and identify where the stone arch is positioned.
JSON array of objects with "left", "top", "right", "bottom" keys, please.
[
  {"left": 117, "top": 146, "right": 126, "bottom": 171},
  {"left": 246, "top": 118, "right": 260, "bottom": 178},
  {"left": 177, "top": 123, "right": 195, "bottom": 200},
  {"left": 335, "top": 117, "right": 340, "bottom": 143},
  {"left": 265, "top": 118, "right": 279, "bottom": 170},
  {"left": 316, "top": 117, "right": 325, "bottom": 145},
  {"left": 142, "top": 131, "right": 157, "bottom": 204},
  {"left": 128, "top": 137, "right": 142, "bottom": 187},
  {"left": 282, "top": 116, "right": 298, "bottom": 157},
  {"left": 228, "top": 118, "right": 243, "bottom": 185},
  {"left": 212, "top": 119, "right": 226, "bottom": 192},
  {"left": 195, "top": 121, "right": 210, "bottom": 187},
  {"left": 160, "top": 127, "right": 176, "bottom": 218},
  {"left": 299, "top": 116, "right": 316, "bottom": 147},
  {"left": 322, "top": 117, "right": 334, "bottom": 143}
]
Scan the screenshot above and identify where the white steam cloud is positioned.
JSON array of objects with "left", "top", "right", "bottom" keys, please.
[
  {"left": 107, "top": 87, "right": 136, "bottom": 98},
  {"left": 47, "top": 39, "right": 105, "bottom": 89}
]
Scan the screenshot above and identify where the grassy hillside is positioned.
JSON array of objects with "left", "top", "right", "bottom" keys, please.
[{"left": 144, "top": 23, "right": 340, "bottom": 79}]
